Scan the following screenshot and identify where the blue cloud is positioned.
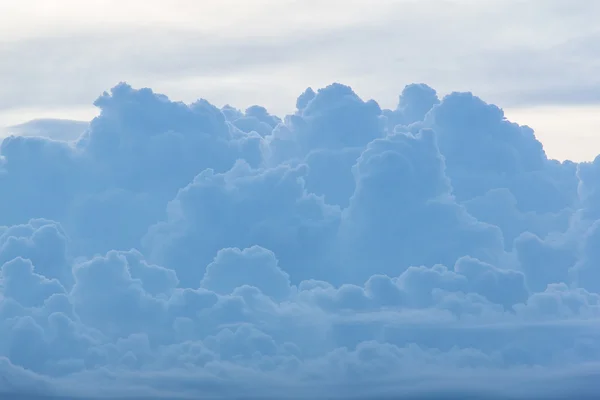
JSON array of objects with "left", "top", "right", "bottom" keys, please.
[
  {"left": 383, "top": 83, "right": 440, "bottom": 130},
  {"left": 0, "top": 82, "right": 598, "bottom": 399}
]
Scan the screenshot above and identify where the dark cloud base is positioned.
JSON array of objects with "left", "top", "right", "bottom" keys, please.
[{"left": 0, "top": 82, "right": 599, "bottom": 399}]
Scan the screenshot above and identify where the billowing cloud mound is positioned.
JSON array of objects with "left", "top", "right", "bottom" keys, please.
[{"left": 0, "top": 82, "right": 599, "bottom": 399}]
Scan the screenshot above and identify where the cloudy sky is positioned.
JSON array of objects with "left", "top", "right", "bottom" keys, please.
[
  {"left": 4, "top": 2, "right": 600, "bottom": 399},
  {"left": 1, "top": 0, "right": 600, "bottom": 160}
]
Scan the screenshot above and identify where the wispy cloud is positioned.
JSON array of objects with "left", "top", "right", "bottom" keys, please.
[{"left": 2, "top": 0, "right": 599, "bottom": 116}]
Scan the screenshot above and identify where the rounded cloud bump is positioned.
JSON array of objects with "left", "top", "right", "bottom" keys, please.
[{"left": 0, "top": 82, "right": 598, "bottom": 399}]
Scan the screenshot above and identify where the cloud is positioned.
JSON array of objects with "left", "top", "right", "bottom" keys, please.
[
  {"left": 200, "top": 246, "right": 291, "bottom": 301},
  {"left": 3, "top": 0, "right": 600, "bottom": 123},
  {"left": 3, "top": 119, "right": 89, "bottom": 142},
  {"left": 0, "top": 80, "right": 598, "bottom": 399}
]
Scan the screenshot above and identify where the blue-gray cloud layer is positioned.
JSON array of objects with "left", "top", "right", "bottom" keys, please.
[{"left": 0, "top": 82, "right": 599, "bottom": 399}]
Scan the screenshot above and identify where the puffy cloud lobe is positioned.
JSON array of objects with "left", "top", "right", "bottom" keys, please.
[
  {"left": 79, "top": 83, "right": 263, "bottom": 193},
  {"left": 514, "top": 231, "right": 576, "bottom": 293},
  {"left": 430, "top": 92, "right": 577, "bottom": 213},
  {"left": 453, "top": 256, "right": 528, "bottom": 308},
  {"left": 144, "top": 160, "right": 341, "bottom": 286},
  {"left": 0, "top": 81, "right": 598, "bottom": 399},
  {"left": 201, "top": 246, "right": 291, "bottom": 301},
  {"left": 265, "top": 83, "right": 384, "bottom": 165},
  {"left": 1, "top": 258, "right": 65, "bottom": 308},
  {"left": 431, "top": 92, "right": 546, "bottom": 177},
  {"left": 70, "top": 251, "right": 165, "bottom": 338},
  {"left": 383, "top": 83, "right": 440, "bottom": 130},
  {"left": 463, "top": 188, "right": 572, "bottom": 248},
  {"left": 296, "top": 87, "right": 316, "bottom": 112},
  {"left": 245, "top": 105, "right": 282, "bottom": 128},
  {"left": 0, "top": 219, "right": 72, "bottom": 287},
  {"left": 0, "top": 83, "right": 265, "bottom": 260},
  {"left": 228, "top": 105, "right": 281, "bottom": 138},
  {"left": 338, "top": 129, "right": 504, "bottom": 282}
]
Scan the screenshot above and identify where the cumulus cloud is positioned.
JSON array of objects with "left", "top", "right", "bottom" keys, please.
[{"left": 0, "top": 81, "right": 598, "bottom": 399}]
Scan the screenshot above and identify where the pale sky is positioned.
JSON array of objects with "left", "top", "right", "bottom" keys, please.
[{"left": 1, "top": 0, "right": 599, "bottom": 161}]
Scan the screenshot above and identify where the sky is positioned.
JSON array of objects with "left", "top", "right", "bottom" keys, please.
[
  {"left": 1, "top": 0, "right": 600, "bottom": 160},
  {"left": 2, "top": 1, "right": 600, "bottom": 399}
]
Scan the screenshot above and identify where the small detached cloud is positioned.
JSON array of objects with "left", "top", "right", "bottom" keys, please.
[
  {"left": 4, "top": 119, "right": 89, "bottom": 142},
  {"left": 0, "top": 81, "right": 598, "bottom": 399}
]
